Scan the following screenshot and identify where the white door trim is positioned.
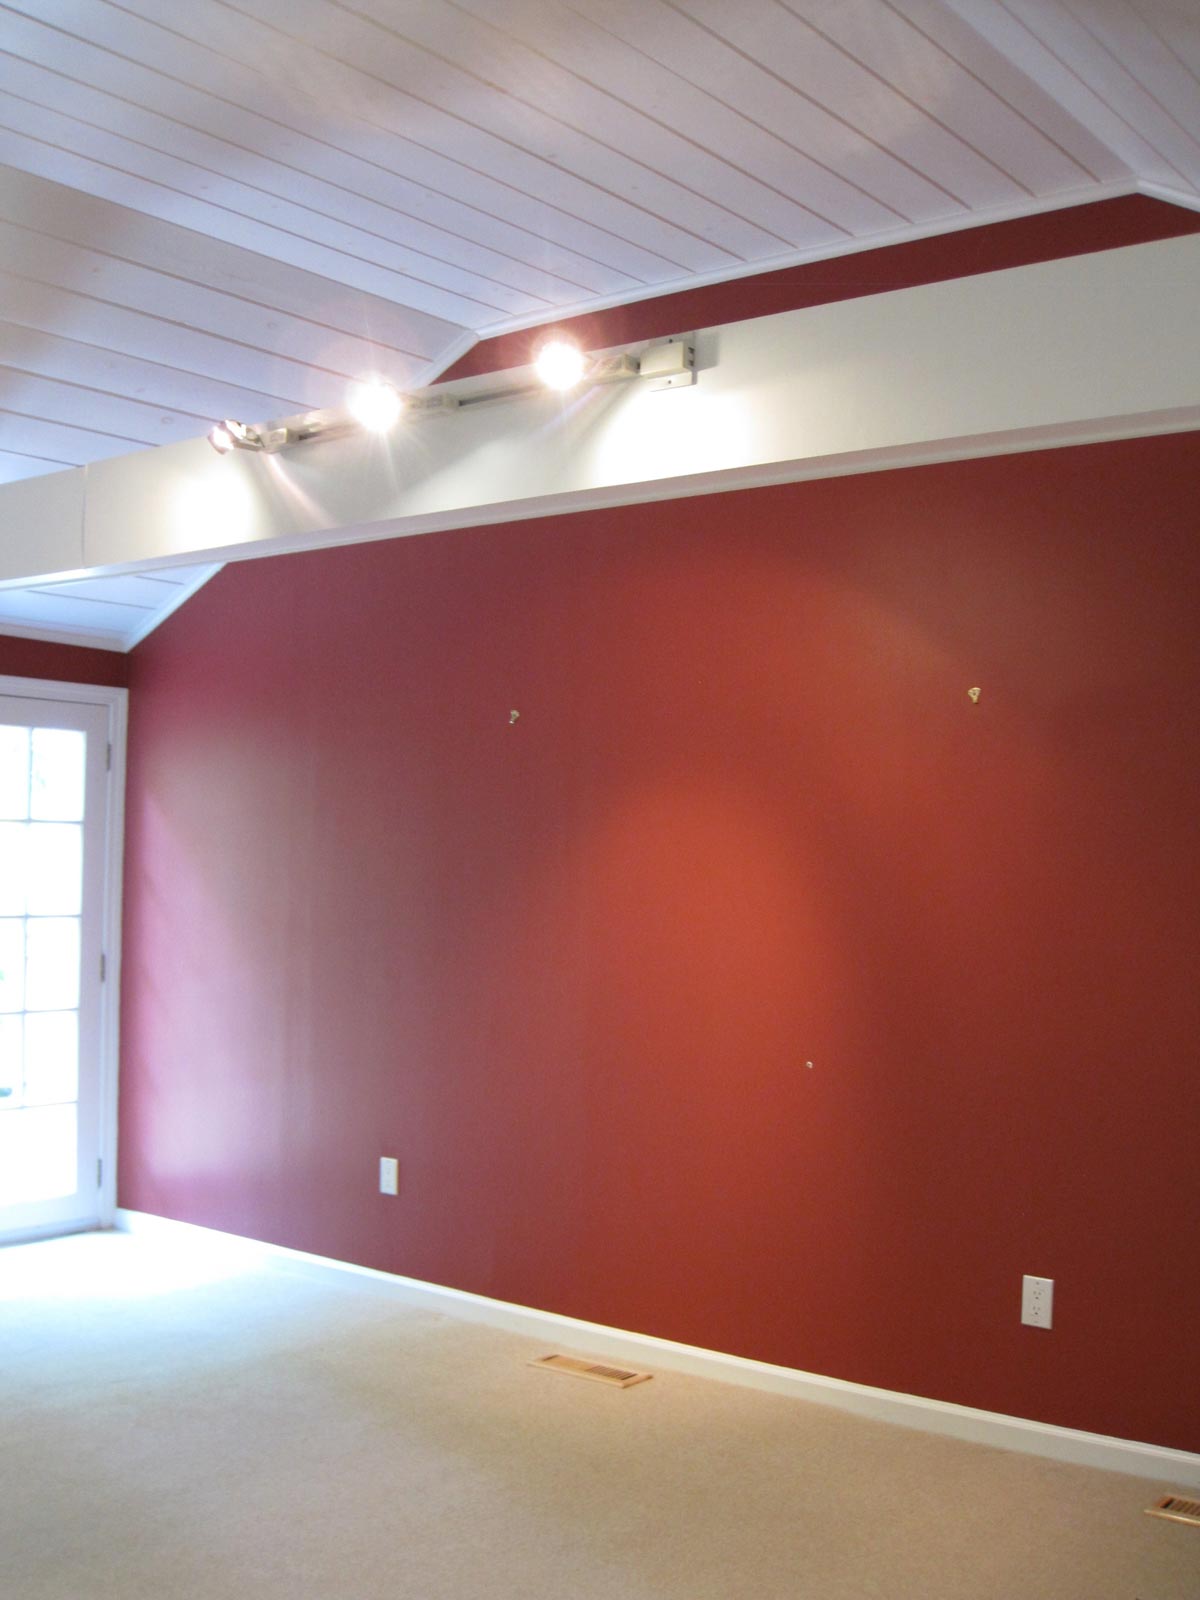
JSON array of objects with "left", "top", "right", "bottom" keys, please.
[{"left": 0, "top": 674, "right": 127, "bottom": 1234}]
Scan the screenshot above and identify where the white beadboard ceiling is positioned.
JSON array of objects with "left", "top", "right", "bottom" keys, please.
[
  {"left": 0, "top": 563, "right": 221, "bottom": 651},
  {"left": 0, "top": 0, "right": 1198, "bottom": 644}
]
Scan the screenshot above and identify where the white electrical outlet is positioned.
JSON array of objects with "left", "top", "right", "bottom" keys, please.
[
  {"left": 1021, "top": 1274, "right": 1054, "bottom": 1329},
  {"left": 379, "top": 1156, "right": 399, "bottom": 1196}
]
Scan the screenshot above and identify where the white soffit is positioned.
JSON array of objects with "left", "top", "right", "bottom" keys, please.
[
  {"left": 0, "top": 564, "right": 222, "bottom": 652},
  {"left": 0, "top": 0, "right": 1198, "bottom": 488}
]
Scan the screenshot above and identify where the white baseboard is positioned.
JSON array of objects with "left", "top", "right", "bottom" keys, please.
[{"left": 113, "top": 1208, "right": 1198, "bottom": 1486}]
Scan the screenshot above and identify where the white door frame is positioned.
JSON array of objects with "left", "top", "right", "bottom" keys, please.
[{"left": 0, "top": 673, "right": 127, "bottom": 1239}]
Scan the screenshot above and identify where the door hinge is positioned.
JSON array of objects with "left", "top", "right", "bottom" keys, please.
[
  {"left": 106, "top": 741, "right": 112, "bottom": 772},
  {"left": 97, "top": 1158, "right": 103, "bottom": 1189},
  {"left": 99, "top": 952, "right": 106, "bottom": 982}
]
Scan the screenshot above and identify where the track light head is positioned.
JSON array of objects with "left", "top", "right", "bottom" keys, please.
[
  {"left": 346, "top": 377, "right": 404, "bottom": 433},
  {"left": 208, "top": 418, "right": 263, "bottom": 454},
  {"left": 534, "top": 339, "right": 587, "bottom": 391}
]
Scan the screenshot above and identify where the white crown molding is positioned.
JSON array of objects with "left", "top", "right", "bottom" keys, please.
[
  {"left": 420, "top": 325, "right": 485, "bottom": 384},
  {"left": 115, "top": 1209, "right": 1200, "bottom": 1484},
  {"left": 1137, "top": 180, "right": 1200, "bottom": 215},
  {"left": 0, "top": 620, "right": 125, "bottom": 653}
]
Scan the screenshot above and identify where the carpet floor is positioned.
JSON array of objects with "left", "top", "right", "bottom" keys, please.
[{"left": 1, "top": 1231, "right": 1196, "bottom": 1599}]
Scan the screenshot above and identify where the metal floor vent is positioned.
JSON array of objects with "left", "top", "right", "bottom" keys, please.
[
  {"left": 530, "top": 1353, "right": 652, "bottom": 1388},
  {"left": 1145, "top": 1495, "right": 1200, "bottom": 1526}
]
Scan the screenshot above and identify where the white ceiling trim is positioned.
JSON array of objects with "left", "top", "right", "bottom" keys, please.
[
  {"left": 0, "top": 617, "right": 126, "bottom": 653},
  {"left": 1138, "top": 180, "right": 1200, "bottom": 216}
]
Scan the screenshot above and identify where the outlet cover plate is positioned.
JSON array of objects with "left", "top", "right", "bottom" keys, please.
[
  {"left": 1021, "top": 1274, "right": 1053, "bottom": 1328},
  {"left": 379, "top": 1156, "right": 399, "bottom": 1196}
]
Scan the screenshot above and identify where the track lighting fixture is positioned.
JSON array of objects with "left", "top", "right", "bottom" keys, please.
[
  {"left": 208, "top": 418, "right": 265, "bottom": 455},
  {"left": 206, "top": 337, "right": 697, "bottom": 461}
]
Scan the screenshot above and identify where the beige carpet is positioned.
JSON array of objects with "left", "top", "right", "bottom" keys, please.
[{"left": 1, "top": 1232, "right": 1196, "bottom": 1600}]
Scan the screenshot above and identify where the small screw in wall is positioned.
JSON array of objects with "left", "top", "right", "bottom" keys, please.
[
  {"left": 967, "top": 687, "right": 981, "bottom": 703},
  {"left": 509, "top": 709, "right": 520, "bottom": 725}
]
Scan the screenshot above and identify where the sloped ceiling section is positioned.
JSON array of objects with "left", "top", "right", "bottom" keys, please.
[
  {"left": 0, "top": 0, "right": 1198, "bottom": 647},
  {"left": 0, "top": 563, "right": 220, "bottom": 651},
  {"left": 1, "top": 0, "right": 1199, "bottom": 494}
]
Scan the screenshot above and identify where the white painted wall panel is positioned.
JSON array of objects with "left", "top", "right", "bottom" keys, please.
[{"left": 0, "top": 466, "right": 84, "bottom": 580}]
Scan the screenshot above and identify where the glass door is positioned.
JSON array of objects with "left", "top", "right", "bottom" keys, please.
[{"left": 0, "top": 694, "right": 112, "bottom": 1240}]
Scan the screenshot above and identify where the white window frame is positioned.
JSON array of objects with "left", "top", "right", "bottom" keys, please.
[{"left": 0, "top": 673, "right": 127, "bottom": 1237}]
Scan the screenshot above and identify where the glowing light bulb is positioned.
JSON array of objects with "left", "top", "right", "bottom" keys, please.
[
  {"left": 347, "top": 377, "right": 404, "bottom": 432},
  {"left": 208, "top": 424, "right": 234, "bottom": 455},
  {"left": 534, "top": 339, "right": 587, "bottom": 391}
]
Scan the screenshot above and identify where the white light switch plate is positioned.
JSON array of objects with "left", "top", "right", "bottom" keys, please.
[{"left": 379, "top": 1156, "right": 399, "bottom": 1196}]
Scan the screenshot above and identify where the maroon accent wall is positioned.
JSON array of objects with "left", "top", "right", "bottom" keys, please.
[
  {"left": 0, "top": 634, "right": 128, "bottom": 688},
  {"left": 440, "top": 195, "right": 1200, "bottom": 381},
  {"left": 120, "top": 432, "right": 1200, "bottom": 1452}
]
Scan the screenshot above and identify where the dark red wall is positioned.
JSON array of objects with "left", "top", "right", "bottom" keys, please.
[
  {"left": 0, "top": 634, "right": 128, "bottom": 688},
  {"left": 119, "top": 432, "right": 1199, "bottom": 1452}
]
